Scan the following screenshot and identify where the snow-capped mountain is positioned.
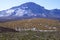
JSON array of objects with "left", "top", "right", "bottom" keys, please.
[
  {"left": 9, "top": 2, "right": 46, "bottom": 17},
  {"left": 0, "top": 2, "right": 60, "bottom": 21}
]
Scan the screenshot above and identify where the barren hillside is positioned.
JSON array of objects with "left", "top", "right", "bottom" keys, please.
[{"left": 0, "top": 18, "right": 60, "bottom": 31}]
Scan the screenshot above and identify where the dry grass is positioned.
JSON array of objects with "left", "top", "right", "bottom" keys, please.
[{"left": 0, "top": 18, "right": 60, "bottom": 30}]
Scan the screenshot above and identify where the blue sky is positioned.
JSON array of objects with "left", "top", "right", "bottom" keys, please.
[{"left": 0, "top": 0, "right": 60, "bottom": 11}]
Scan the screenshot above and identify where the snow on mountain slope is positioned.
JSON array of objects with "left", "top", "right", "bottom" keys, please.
[{"left": 0, "top": 2, "right": 60, "bottom": 20}]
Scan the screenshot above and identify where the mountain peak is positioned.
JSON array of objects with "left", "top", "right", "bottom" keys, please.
[
  {"left": 23, "top": 2, "right": 36, "bottom": 4},
  {"left": 20, "top": 2, "right": 45, "bottom": 14}
]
